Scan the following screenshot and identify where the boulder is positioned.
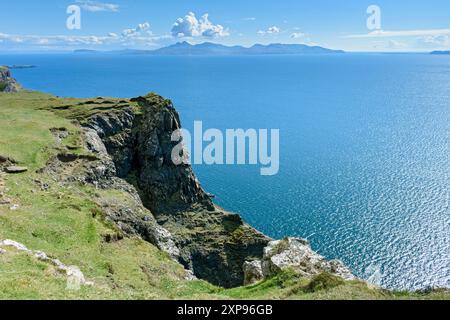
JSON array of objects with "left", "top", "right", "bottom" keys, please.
[
  {"left": 0, "top": 239, "right": 30, "bottom": 252},
  {"left": 5, "top": 166, "right": 28, "bottom": 174}
]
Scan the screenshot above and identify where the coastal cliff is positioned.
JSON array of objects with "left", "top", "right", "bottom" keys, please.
[
  {"left": 48, "top": 93, "right": 271, "bottom": 287},
  {"left": 0, "top": 66, "right": 22, "bottom": 93},
  {"left": 0, "top": 72, "right": 448, "bottom": 299}
]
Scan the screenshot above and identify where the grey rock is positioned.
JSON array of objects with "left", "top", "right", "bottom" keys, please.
[
  {"left": 243, "top": 260, "right": 264, "bottom": 285},
  {"left": 0, "top": 239, "right": 30, "bottom": 252},
  {"left": 0, "top": 239, "right": 93, "bottom": 287},
  {"left": 261, "top": 237, "right": 355, "bottom": 281},
  {"left": 34, "top": 251, "right": 49, "bottom": 261},
  {"left": 5, "top": 166, "right": 28, "bottom": 174}
]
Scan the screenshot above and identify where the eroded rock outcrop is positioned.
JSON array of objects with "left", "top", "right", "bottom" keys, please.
[
  {"left": 0, "top": 66, "right": 22, "bottom": 93},
  {"left": 42, "top": 126, "right": 181, "bottom": 260},
  {"left": 244, "top": 237, "right": 355, "bottom": 285}
]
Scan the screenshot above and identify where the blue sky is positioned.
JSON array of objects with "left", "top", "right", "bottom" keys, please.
[{"left": 1, "top": 0, "right": 450, "bottom": 52}]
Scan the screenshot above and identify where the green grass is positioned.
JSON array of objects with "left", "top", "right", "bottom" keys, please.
[{"left": 0, "top": 91, "right": 448, "bottom": 300}]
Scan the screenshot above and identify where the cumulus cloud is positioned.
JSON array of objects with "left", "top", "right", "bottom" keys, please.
[
  {"left": 257, "top": 26, "right": 280, "bottom": 36},
  {"left": 75, "top": 0, "right": 119, "bottom": 12},
  {"left": 171, "top": 12, "right": 229, "bottom": 38},
  {"left": 122, "top": 22, "right": 151, "bottom": 37}
]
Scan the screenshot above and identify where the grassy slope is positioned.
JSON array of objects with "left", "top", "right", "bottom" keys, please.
[{"left": 0, "top": 91, "right": 448, "bottom": 300}]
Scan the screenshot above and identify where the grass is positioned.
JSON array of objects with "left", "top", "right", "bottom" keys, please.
[{"left": 0, "top": 91, "right": 448, "bottom": 300}]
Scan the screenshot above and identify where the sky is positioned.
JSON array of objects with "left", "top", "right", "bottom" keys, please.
[{"left": 1, "top": 0, "right": 450, "bottom": 52}]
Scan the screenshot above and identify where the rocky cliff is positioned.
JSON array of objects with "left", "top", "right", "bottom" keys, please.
[
  {"left": 90, "top": 94, "right": 358, "bottom": 287},
  {"left": 0, "top": 66, "right": 22, "bottom": 92},
  {"left": 45, "top": 94, "right": 270, "bottom": 288},
  {"left": 1, "top": 69, "right": 355, "bottom": 288}
]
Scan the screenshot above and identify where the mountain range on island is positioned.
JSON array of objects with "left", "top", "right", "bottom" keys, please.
[{"left": 74, "top": 41, "right": 345, "bottom": 55}]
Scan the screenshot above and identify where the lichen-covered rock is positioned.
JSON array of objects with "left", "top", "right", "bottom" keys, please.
[{"left": 260, "top": 237, "right": 355, "bottom": 281}]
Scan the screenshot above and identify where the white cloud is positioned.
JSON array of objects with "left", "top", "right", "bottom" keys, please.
[
  {"left": 171, "top": 12, "right": 229, "bottom": 38},
  {"left": 345, "top": 29, "right": 450, "bottom": 39},
  {"left": 416, "top": 35, "right": 450, "bottom": 48},
  {"left": 290, "top": 32, "right": 305, "bottom": 39},
  {"left": 122, "top": 22, "right": 151, "bottom": 37},
  {"left": 75, "top": 0, "right": 119, "bottom": 12},
  {"left": 257, "top": 26, "right": 280, "bottom": 36},
  {"left": 387, "top": 40, "right": 407, "bottom": 49},
  {"left": 0, "top": 22, "right": 173, "bottom": 50},
  {"left": 243, "top": 17, "right": 256, "bottom": 21}
]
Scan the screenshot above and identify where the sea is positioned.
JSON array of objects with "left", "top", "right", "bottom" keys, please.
[{"left": 1, "top": 52, "right": 449, "bottom": 290}]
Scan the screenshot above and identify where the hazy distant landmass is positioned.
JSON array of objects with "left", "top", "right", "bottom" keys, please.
[
  {"left": 6, "top": 65, "right": 36, "bottom": 69},
  {"left": 74, "top": 42, "right": 345, "bottom": 56},
  {"left": 430, "top": 50, "right": 450, "bottom": 55},
  {"left": 73, "top": 49, "right": 99, "bottom": 54}
]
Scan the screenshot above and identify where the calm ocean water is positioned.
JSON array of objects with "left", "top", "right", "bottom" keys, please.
[{"left": 1, "top": 53, "right": 449, "bottom": 290}]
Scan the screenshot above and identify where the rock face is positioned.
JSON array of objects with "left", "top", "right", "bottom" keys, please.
[
  {"left": 243, "top": 237, "right": 355, "bottom": 285},
  {"left": 42, "top": 126, "right": 181, "bottom": 260},
  {"left": 82, "top": 93, "right": 270, "bottom": 288},
  {"left": 85, "top": 95, "right": 213, "bottom": 213},
  {"left": 0, "top": 66, "right": 22, "bottom": 92}
]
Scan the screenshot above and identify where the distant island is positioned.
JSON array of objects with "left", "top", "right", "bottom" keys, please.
[
  {"left": 74, "top": 42, "right": 345, "bottom": 56},
  {"left": 430, "top": 51, "right": 450, "bottom": 55},
  {"left": 6, "top": 65, "right": 36, "bottom": 69}
]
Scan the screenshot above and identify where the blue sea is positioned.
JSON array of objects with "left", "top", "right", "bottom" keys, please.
[{"left": 1, "top": 53, "right": 449, "bottom": 290}]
